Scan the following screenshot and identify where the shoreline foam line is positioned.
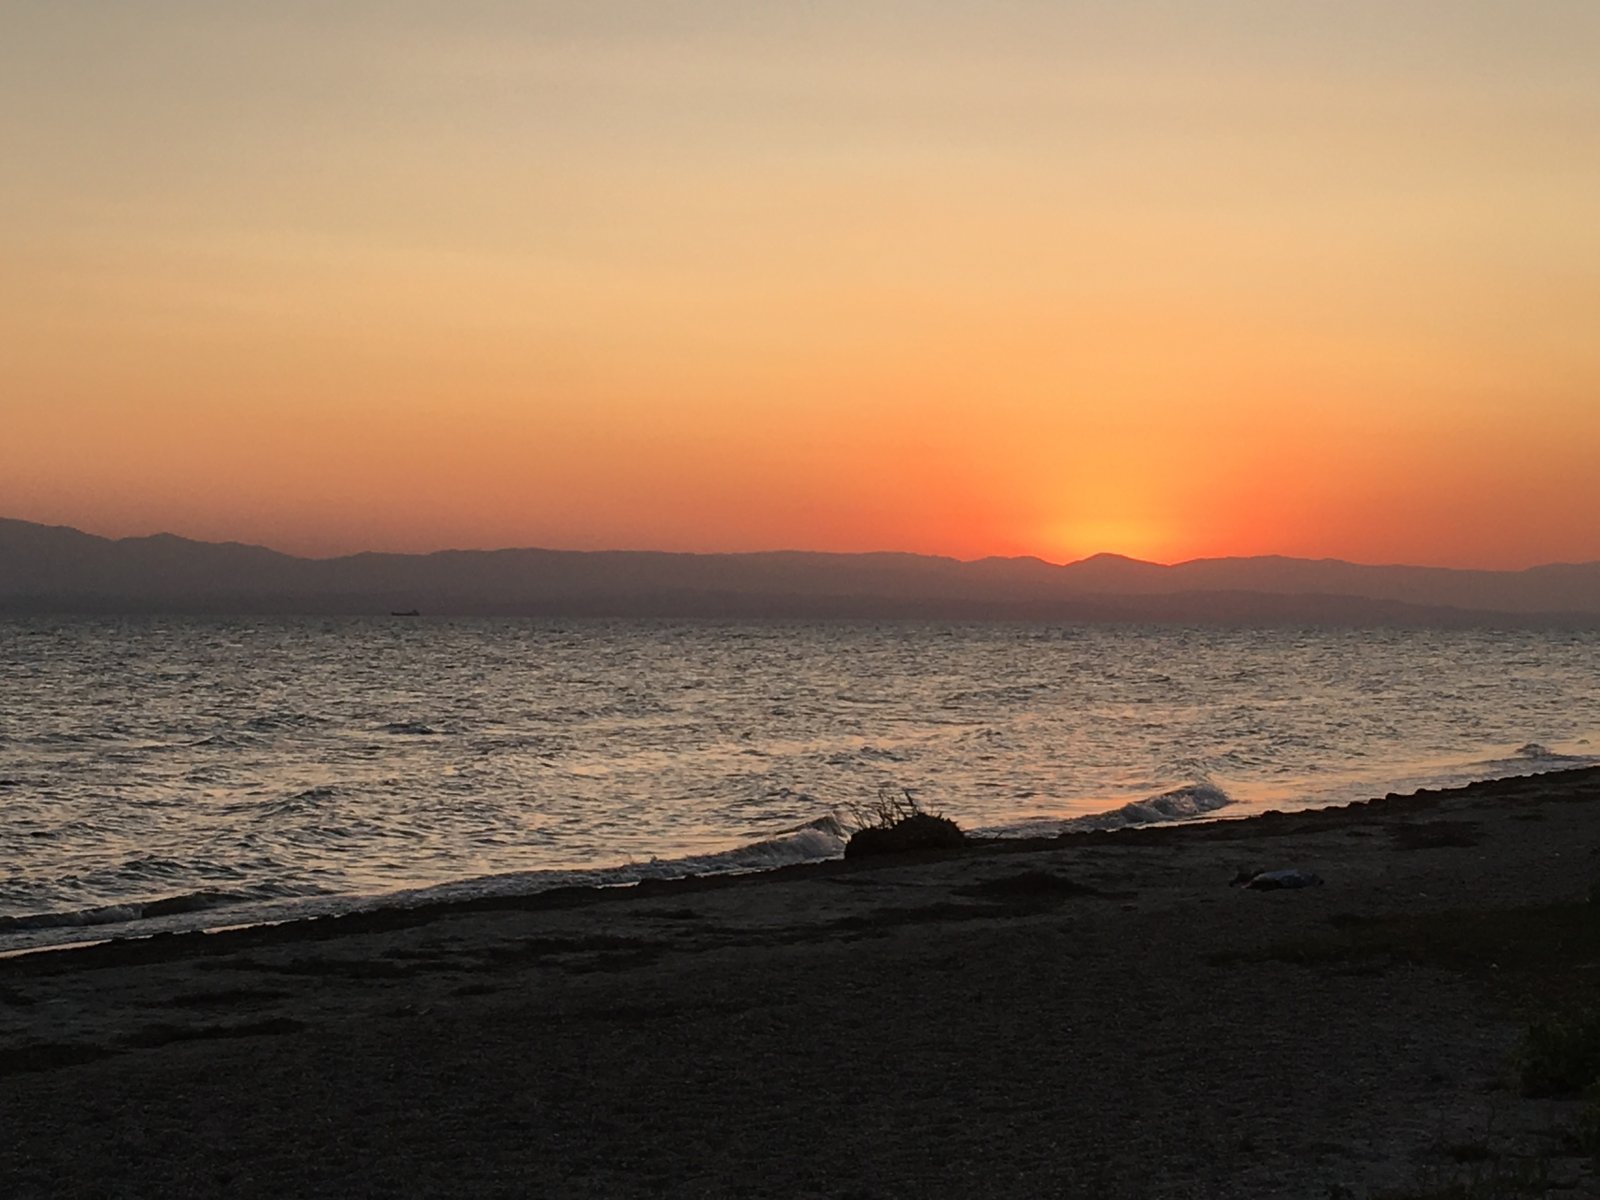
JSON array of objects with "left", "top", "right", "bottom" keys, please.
[
  {"left": 3, "top": 757, "right": 1595, "bottom": 955},
  {"left": 5, "top": 763, "right": 1598, "bottom": 971}
]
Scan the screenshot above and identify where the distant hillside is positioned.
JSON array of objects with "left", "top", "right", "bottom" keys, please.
[{"left": 2, "top": 517, "right": 1597, "bottom": 625}]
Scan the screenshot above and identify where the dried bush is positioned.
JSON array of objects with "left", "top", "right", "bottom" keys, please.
[{"left": 843, "top": 788, "right": 966, "bottom": 860}]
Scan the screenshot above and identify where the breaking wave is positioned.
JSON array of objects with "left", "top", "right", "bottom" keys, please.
[
  {"left": 1512, "top": 742, "right": 1586, "bottom": 762},
  {"left": 0, "top": 882, "right": 329, "bottom": 936},
  {"left": 387, "top": 814, "right": 854, "bottom": 911},
  {"left": 637, "top": 815, "right": 849, "bottom": 876},
  {"left": 981, "top": 781, "right": 1236, "bottom": 839},
  {"left": 0, "top": 817, "right": 856, "bottom": 952},
  {"left": 1063, "top": 780, "right": 1235, "bottom": 831}
]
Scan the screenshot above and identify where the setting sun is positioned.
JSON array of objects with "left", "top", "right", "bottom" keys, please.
[{"left": 1042, "top": 514, "right": 1181, "bottom": 566}]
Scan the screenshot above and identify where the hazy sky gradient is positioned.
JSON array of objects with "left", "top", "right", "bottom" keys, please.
[{"left": 5, "top": 2, "right": 1597, "bottom": 565}]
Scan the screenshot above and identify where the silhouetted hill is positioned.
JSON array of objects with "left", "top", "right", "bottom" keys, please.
[{"left": 1, "top": 518, "right": 1596, "bottom": 624}]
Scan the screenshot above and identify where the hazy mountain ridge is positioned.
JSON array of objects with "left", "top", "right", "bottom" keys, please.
[{"left": 2, "top": 517, "right": 1597, "bottom": 624}]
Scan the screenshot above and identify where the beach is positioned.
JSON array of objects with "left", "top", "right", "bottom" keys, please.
[{"left": 4, "top": 766, "right": 1600, "bottom": 1198}]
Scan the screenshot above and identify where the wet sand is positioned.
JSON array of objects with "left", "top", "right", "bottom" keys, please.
[{"left": 4, "top": 767, "right": 1600, "bottom": 1198}]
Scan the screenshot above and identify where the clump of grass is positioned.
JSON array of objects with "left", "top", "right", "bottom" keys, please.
[
  {"left": 843, "top": 788, "right": 966, "bottom": 860},
  {"left": 1518, "top": 1005, "right": 1600, "bottom": 1097}
]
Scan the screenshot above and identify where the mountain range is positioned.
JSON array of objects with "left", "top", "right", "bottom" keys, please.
[{"left": 2, "top": 517, "right": 1597, "bottom": 625}]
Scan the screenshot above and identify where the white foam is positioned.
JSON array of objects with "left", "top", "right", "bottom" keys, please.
[{"left": 977, "top": 780, "right": 1235, "bottom": 838}]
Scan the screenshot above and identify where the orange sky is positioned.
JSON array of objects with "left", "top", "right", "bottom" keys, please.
[{"left": 3, "top": 3, "right": 1598, "bottom": 567}]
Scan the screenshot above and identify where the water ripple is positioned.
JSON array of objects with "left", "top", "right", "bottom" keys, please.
[{"left": 1, "top": 617, "right": 1597, "bottom": 949}]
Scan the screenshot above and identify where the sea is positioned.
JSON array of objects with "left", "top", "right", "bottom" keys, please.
[{"left": 2, "top": 617, "right": 1597, "bottom": 953}]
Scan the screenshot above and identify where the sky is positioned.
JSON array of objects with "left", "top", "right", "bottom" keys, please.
[{"left": 3, "top": 2, "right": 1598, "bottom": 567}]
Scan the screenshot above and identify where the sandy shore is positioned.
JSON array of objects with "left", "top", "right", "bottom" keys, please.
[{"left": 4, "top": 767, "right": 1600, "bottom": 1198}]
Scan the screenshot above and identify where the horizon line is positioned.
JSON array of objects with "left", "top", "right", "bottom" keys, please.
[{"left": 4, "top": 515, "right": 1596, "bottom": 575}]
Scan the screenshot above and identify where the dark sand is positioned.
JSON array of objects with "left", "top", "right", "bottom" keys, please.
[{"left": 5, "top": 768, "right": 1600, "bottom": 1198}]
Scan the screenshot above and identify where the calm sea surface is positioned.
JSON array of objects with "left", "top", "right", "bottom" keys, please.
[{"left": 2, "top": 618, "right": 1597, "bottom": 951}]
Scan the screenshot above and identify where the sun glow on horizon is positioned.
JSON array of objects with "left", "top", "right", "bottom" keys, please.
[{"left": 1039, "top": 513, "right": 1183, "bottom": 567}]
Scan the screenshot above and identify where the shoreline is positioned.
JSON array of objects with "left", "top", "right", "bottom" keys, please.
[
  {"left": 6, "top": 755, "right": 1594, "bottom": 961},
  {"left": 5, "top": 763, "right": 1594, "bottom": 970},
  {"left": 6, "top": 764, "right": 1600, "bottom": 1197}
]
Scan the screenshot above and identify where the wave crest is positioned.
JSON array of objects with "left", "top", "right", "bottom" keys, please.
[
  {"left": 1064, "top": 781, "right": 1234, "bottom": 832},
  {"left": 0, "top": 882, "right": 328, "bottom": 935},
  {"left": 1514, "top": 742, "right": 1581, "bottom": 762}
]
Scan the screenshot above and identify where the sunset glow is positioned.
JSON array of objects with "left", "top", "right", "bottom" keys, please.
[{"left": 4, "top": 3, "right": 1597, "bottom": 567}]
